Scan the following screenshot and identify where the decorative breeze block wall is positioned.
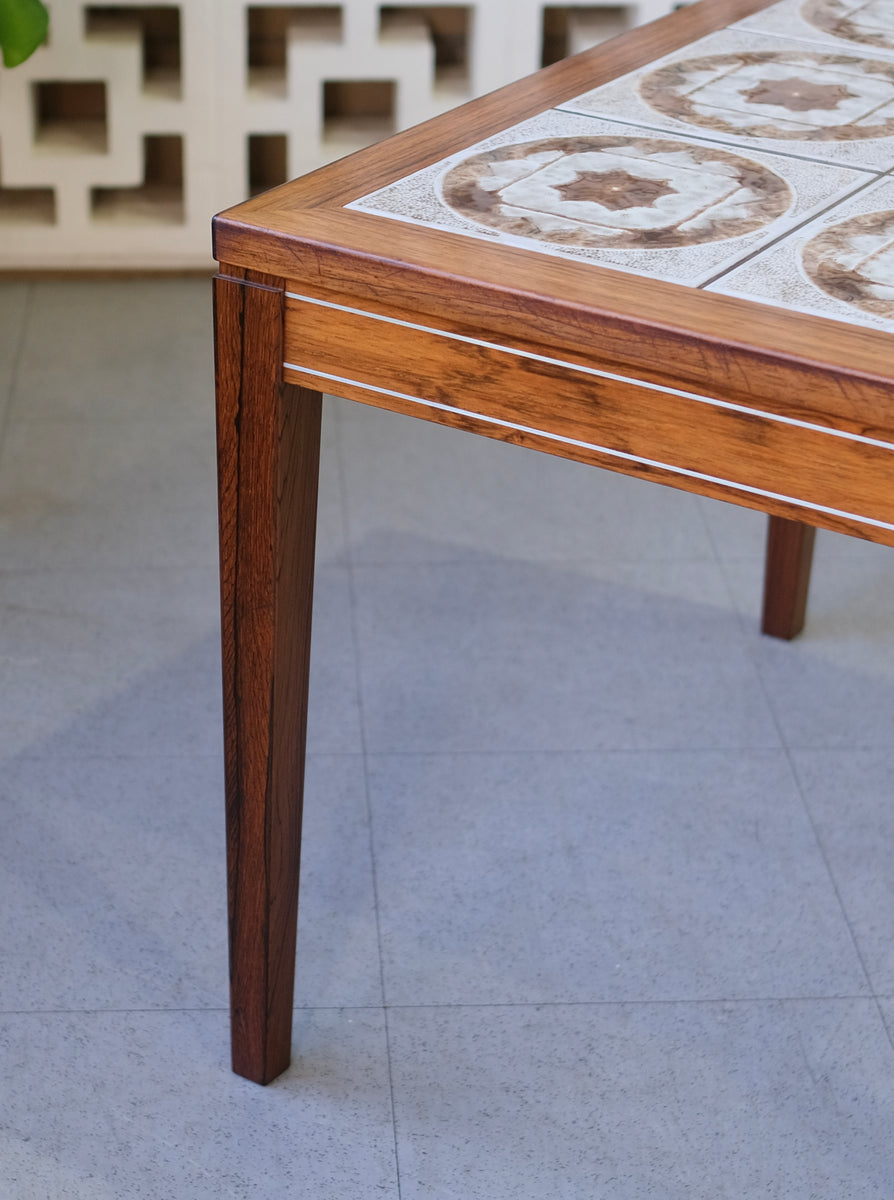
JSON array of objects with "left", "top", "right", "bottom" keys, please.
[{"left": 0, "top": 0, "right": 673, "bottom": 269}]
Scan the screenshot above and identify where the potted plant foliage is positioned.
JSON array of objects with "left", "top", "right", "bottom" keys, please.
[{"left": 0, "top": 0, "right": 49, "bottom": 67}]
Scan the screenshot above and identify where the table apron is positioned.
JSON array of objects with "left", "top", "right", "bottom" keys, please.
[{"left": 283, "top": 295, "right": 894, "bottom": 546}]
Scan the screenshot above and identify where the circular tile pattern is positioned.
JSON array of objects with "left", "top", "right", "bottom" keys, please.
[
  {"left": 801, "top": 0, "right": 894, "bottom": 53},
  {"left": 801, "top": 208, "right": 894, "bottom": 317},
  {"left": 640, "top": 50, "right": 894, "bottom": 141},
  {"left": 439, "top": 136, "right": 791, "bottom": 249}
]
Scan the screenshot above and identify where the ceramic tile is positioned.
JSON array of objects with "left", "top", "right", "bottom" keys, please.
[
  {"left": 293, "top": 755, "right": 383, "bottom": 1008},
  {"left": 0, "top": 564, "right": 223, "bottom": 760},
  {"left": 723, "top": 552, "right": 894, "bottom": 747},
  {"left": 315, "top": 401, "right": 352, "bottom": 566},
  {"left": 0, "top": 281, "right": 29, "bottom": 376},
  {"left": 0, "top": 409, "right": 345, "bottom": 572},
  {"left": 369, "top": 751, "right": 866, "bottom": 1006},
  {"left": 0, "top": 282, "right": 29, "bottom": 436},
  {"left": 352, "top": 559, "right": 780, "bottom": 754},
  {"left": 793, "top": 749, "right": 894, "bottom": 993},
  {"left": 0, "top": 416, "right": 219, "bottom": 569},
  {"left": 0, "top": 564, "right": 360, "bottom": 759},
  {"left": 350, "top": 107, "right": 870, "bottom": 286},
  {"left": 0, "top": 754, "right": 228, "bottom": 1010},
  {"left": 388, "top": 1001, "right": 894, "bottom": 1200},
  {"left": 735, "top": 0, "right": 894, "bottom": 60},
  {"left": 698, "top": 493, "right": 777, "bottom": 562},
  {"left": 0, "top": 1009, "right": 398, "bottom": 1200},
  {"left": 10, "top": 280, "right": 215, "bottom": 425},
  {"left": 878, "top": 997, "right": 894, "bottom": 1041},
  {"left": 0, "top": 753, "right": 376, "bottom": 1011},
  {"left": 338, "top": 399, "right": 714, "bottom": 566},
  {"left": 9, "top": 356, "right": 215, "bottom": 425},
  {"left": 708, "top": 174, "right": 894, "bottom": 330},
  {"left": 19, "top": 279, "right": 213, "bottom": 377},
  {"left": 559, "top": 27, "right": 894, "bottom": 171}
]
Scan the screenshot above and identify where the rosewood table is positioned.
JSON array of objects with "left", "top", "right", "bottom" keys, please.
[{"left": 213, "top": 0, "right": 894, "bottom": 1083}]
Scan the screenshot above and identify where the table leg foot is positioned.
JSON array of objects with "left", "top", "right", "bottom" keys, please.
[
  {"left": 761, "top": 515, "right": 816, "bottom": 641},
  {"left": 214, "top": 271, "right": 322, "bottom": 1084}
]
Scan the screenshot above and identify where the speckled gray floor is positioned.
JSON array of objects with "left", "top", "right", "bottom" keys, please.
[{"left": 1, "top": 279, "right": 894, "bottom": 1199}]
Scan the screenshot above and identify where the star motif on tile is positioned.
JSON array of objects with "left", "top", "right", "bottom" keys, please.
[
  {"left": 741, "top": 76, "right": 855, "bottom": 111},
  {"left": 554, "top": 169, "right": 677, "bottom": 210}
]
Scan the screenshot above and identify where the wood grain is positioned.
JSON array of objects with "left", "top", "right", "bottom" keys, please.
[
  {"left": 282, "top": 294, "right": 894, "bottom": 545},
  {"left": 276, "top": 265, "right": 894, "bottom": 439},
  {"left": 215, "top": 213, "right": 894, "bottom": 457},
  {"left": 214, "top": 268, "right": 322, "bottom": 1084}
]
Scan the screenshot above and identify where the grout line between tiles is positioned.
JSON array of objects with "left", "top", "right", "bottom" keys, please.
[
  {"left": 740, "top": 633, "right": 892, "bottom": 1039},
  {"left": 0, "top": 1004, "right": 385, "bottom": 1017},
  {"left": 359, "top": 745, "right": 790, "bottom": 757},
  {"left": 781, "top": 746, "right": 894, "bottom": 1055},
  {"left": 372, "top": 993, "right": 877, "bottom": 1010},
  {"left": 699, "top": 170, "right": 893, "bottom": 288},
  {"left": 331, "top": 404, "right": 404, "bottom": 1200},
  {"left": 0, "top": 282, "right": 35, "bottom": 457},
  {"left": 345, "top": 554, "right": 720, "bottom": 570},
  {"left": 694, "top": 495, "right": 737, "bottom": 579},
  {"left": 2, "top": 995, "right": 882, "bottom": 1018},
  {"left": 552, "top": 104, "right": 888, "bottom": 173}
]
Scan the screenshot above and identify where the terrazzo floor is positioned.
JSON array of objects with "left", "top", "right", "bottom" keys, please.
[{"left": 1, "top": 278, "right": 894, "bottom": 1198}]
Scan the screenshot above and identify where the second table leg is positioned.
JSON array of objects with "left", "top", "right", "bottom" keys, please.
[{"left": 761, "top": 515, "right": 816, "bottom": 641}]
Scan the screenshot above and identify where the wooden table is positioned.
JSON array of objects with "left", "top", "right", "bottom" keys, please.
[{"left": 213, "top": 0, "right": 894, "bottom": 1083}]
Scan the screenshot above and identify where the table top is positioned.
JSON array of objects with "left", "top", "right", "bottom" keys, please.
[
  {"left": 215, "top": 0, "right": 894, "bottom": 354},
  {"left": 214, "top": 0, "right": 894, "bottom": 547},
  {"left": 349, "top": 0, "right": 894, "bottom": 334}
]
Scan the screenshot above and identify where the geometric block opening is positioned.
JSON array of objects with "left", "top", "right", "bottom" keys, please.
[
  {"left": 541, "top": 5, "right": 631, "bottom": 66},
  {"left": 319, "top": 79, "right": 391, "bottom": 152},
  {"left": 248, "top": 133, "right": 288, "bottom": 197},
  {"left": 90, "top": 134, "right": 184, "bottom": 224},
  {"left": 379, "top": 6, "right": 471, "bottom": 90},
  {"left": 0, "top": 185, "right": 56, "bottom": 226},
  {"left": 247, "top": 6, "right": 343, "bottom": 92},
  {"left": 323, "top": 79, "right": 396, "bottom": 149},
  {"left": 85, "top": 7, "right": 183, "bottom": 98},
  {"left": 323, "top": 78, "right": 395, "bottom": 120},
  {"left": 33, "top": 80, "right": 108, "bottom": 153},
  {"left": 0, "top": 151, "right": 55, "bottom": 225}
]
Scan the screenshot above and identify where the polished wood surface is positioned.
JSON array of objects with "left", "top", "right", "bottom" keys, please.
[
  {"left": 213, "top": 0, "right": 894, "bottom": 1082},
  {"left": 214, "top": 269, "right": 322, "bottom": 1083},
  {"left": 280, "top": 292, "right": 894, "bottom": 545},
  {"left": 762, "top": 517, "right": 817, "bottom": 641}
]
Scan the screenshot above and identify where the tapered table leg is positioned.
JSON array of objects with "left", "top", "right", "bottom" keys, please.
[
  {"left": 214, "top": 270, "right": 322, "bottom": 1084},
  {"left": 761, "top": 515, "right": 816, "bottom": 641}
]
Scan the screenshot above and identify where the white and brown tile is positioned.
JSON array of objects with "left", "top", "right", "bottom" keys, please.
[
  {"left": 707, "top": 175, "right": 894, "bottom": 330},
  {"left": 348, "top": 108, "right": 871, "bottom": 286},
  {"left": 438, "top": 134, "right": 793, "bottom": 249},
  {"left": 735, "top": 0, "right": 894, "bottom": 59},
  {"left": 560, "top": 28, "right": 894, "bottom": 170}
]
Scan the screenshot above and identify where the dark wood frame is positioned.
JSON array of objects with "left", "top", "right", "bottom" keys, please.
[{"left": 213, "top": 0, "right": 894, "bottom": 1083}]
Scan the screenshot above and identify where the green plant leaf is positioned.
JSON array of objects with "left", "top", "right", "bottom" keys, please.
[{"left": 0, "top": 0, "right": 50, "bottom": 68}]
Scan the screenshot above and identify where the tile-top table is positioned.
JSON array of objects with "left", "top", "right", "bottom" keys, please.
[{"left": 213, "top": 0, "right": 894, "bottom": 1083}]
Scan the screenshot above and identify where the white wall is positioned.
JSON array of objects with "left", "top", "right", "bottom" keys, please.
[{"left": 0, "top": 0, "right": 672, "bottom": 270}]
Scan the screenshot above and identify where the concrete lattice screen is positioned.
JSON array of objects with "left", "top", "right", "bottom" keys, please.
[{"left": 0, "top": 0, "right": 671, "bottom": 269}]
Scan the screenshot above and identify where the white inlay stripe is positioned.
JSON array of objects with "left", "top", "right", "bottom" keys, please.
[
  {"left": 283, "top": 362, "right": 894, "bottom": 535},
  {"left": 285, "top": 291, "right": 894, "bottom": 454}
]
